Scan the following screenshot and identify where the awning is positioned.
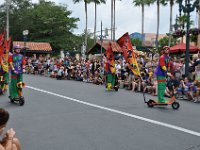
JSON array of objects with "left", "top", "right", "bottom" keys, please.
[{"left": 170, "top": 43, "right": 199, "bottom": 53}]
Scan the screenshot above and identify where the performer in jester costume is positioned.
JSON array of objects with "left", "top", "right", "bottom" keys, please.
[
  {"left": 8, "top": 45, "right": 26, "bottom": 99},
  {"left": 155, "top": 46, "right": 171, "bottom": 103},
  {"left": 0, "top": 54, "right": 6, "bottom": 94},
  {"left": 105, "top": 43, "right": 116, "bottom": 90},
  {"left": 1, "top": 40, "right": 11, "bottom": 93},
  {"left": 0, "top": 49, "right": 9, "bottom": 94}
]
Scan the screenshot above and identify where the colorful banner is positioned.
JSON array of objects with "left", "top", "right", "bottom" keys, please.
[
  {"left": 105, "top": 43, "right": 116, "bottom": 74},
  {"left": 117, "top": 32, "right": 140, "bottom": 76},
  {"left": 0, "top": 34, "right": 11, "bottom": 73}
]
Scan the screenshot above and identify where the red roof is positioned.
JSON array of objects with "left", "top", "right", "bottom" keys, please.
[
  {"left": 13, "top": 41, "right": 52, "bottom": 52},
  {"left": 170, "top": 43, "right": 199, "bottom": 53}
]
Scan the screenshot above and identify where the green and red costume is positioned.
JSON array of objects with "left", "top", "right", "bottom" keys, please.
[
  {"left": 155, "top": 54, "right": 170, "bottom": 103},
  {"left": 8, "top": 54, "right": 26, "bottom": 99}
]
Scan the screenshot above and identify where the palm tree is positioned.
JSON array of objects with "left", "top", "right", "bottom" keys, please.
[
  {"left": 198, "top": 3, "right": 200, "bottom": 47},
  {"left": 90, "top": 0, "right": 106, "bottom": 43},
  {"left": 111, "top": 0, "right": 113, "bottom": 41},
  {"left": 132, "top": 0, "right": 151, "bottom": 46},
  {"left": 73, "top": 0, "right": 90, "bottom": 51},
  {"left": 177, "top": 14, "right": 194, "bottom": 43},
  {"left": 168, "top": 0, "right": 175, "bottom": 46},
  {"left": 113, "top": 0, "right": 116, "bottom": 41},
  {"left": 178, "top": 14, "right": 187, "bottom": 30},
  {"left": 111, "top": 0, "right": 123, "bottom": 41},
  {"left": 154, "top": 0, "right": 167, "bottom": 51}
]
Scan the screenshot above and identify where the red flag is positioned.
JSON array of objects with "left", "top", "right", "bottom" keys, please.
[
  {"left": 117, "top": 32, "right": 140, "bottom": 76},
  {"left": 6, "top": 37, "right": 12, "bottom": 54}
]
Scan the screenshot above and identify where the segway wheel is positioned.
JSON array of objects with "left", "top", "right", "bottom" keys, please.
[
  {"left": 147, "top": 100, "right": 154, "bottom": 107},
  {"left": 172, "top": 102, "right": 180, "bottom": 110},
  {"left": 10, "top": 98, "right": 14, "bottom": 103},
  {"left": 19, "top": 97, "right": 25, "bottom": 106},
  {"left": 114, "top": 87, "right": 118, "bottom": 92}
]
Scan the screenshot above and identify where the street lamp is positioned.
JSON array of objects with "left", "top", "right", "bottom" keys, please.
[
  {"left": 173, "top": 15, "right": 180, "bottom": 31},
  {"left": 22, "top": 30, "right": 29, "bottom": 57},
  {"left": 179, "top": 0, "right": 199, "bottom": 77}
]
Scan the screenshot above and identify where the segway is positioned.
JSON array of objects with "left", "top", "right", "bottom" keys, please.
[
  {"left": 9, "top": 82, "right": 26, "bottom": 106},
  {"left": 143, "top": 91, "right": 180, "bottom": 110}
]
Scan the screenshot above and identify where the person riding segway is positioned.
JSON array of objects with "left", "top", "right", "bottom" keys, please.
[
  {"left": 145, "top": 46, "right": 180, "bottom": 109},
  {"left": 8, "top": 45, "right": 26, "bottom": 106}
]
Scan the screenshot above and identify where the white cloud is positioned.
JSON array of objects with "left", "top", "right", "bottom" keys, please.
[{"left": 1, "top": 0, "right": 199, "bottom": 39}]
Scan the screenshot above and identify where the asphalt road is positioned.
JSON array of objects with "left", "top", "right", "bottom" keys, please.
[{"left": 0, "top": 74, "right": 200, "bottom": 150}]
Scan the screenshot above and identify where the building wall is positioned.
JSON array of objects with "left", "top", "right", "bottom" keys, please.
[
  {"left": 144, "top": 33, "right": 166, "bottom": 47},
  {"left": 130, "top": 32, "right": 167, "bottom": 47}
]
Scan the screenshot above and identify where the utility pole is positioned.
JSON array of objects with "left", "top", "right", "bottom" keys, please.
[{"left": 100, "top": 21, "right": 103, "bottom": 61}]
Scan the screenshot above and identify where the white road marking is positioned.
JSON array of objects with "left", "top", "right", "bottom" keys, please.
[{"left": 27, "top": 85, "right": 200, "bottom": 137}]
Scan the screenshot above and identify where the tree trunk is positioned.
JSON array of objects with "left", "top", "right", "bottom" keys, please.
[
  {"left": 142, "top": 4, "right": 144, "bottom": 46},
  {"left": 113, "top": 0, "right": 116, "bottom": 41},
  {"left": 155, "top": 0, "right": 160, "bottom": 50},
  {"left": 94, "top": 2, "right": 97, "bottom": 43},
  {"left": 197, "top": 2, "right": 200, "bottom": 47},
  {"left": 111, "top": 0, "right": 113, "bottom": 41},
  {"left": 168, "top": 0, "right": 173, "bottom": 46},
  {"left": 84, "top": 1, "right": 88, "bottom": 50}
]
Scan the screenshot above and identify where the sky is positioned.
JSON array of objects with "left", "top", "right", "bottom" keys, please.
[{"left": 2, "top": 0, "right": 199, "bottom": 39}]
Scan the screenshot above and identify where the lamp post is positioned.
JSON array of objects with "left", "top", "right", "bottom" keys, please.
[
  {"left": 22, "top": 30, "right": 29, "bottom": 57},
  {"left": 173, "top": 15, "right": 179, "bottom": 31},
  {"left": 179, "top": 0, "right": 199, "bottom": 77}
]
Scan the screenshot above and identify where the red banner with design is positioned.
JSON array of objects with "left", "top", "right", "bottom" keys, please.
[{"left": 117, "top": 32, "right": 140, "bottom": 76}]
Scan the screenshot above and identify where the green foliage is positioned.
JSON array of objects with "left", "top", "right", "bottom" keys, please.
[
  {"left": 132, "top": 0, "right": 152, "bottom": 6},
  {"left": 131, "top": 38, "right": 142, "bottom": 46},
  {"left": 190, "top": 34, "right": 198, "bottom": 44},
  {"left": 0, "top": 0, "right": 81, "bottom": 52},
  {"left": 158, "top": 36, "right": 177, "bottom": 53}
]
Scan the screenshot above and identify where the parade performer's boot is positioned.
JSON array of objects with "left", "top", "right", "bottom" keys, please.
[
  {"left": 111, "top": 74, "right": 116, "bottom": 88},
  {"left": 158, "top": 82, "right": 166, "bottom": 103},
  {"left": 4, "top": 72, "right": 9, "bottom": 91},
  {"left": 107, "top": 83, "right": 112, "bottom": 90},
  {"left": 0, "top": 76, "right": 5, "bottom": 94},
  {"left": 4, "top": 84, "right": 8, "bottom": 91},
  {"left": 16, "top": 82, "right": 26, "bottom": 89}
]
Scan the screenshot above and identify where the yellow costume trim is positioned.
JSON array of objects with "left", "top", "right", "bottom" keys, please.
[{"left": 161, "top": 66, "right": 167, "bottom": 71}]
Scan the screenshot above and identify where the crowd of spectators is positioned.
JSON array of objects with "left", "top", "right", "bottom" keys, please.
[{"left": 25, "top": 52, "right": 200, "bottom": 103}]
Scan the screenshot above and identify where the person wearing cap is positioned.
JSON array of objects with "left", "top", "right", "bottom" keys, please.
[
  {"left": 8, "top": 45, "right": 26, "bottom": 100},
  {"left": 155, "top": 46, "right": 171, "bottom": 103}
]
